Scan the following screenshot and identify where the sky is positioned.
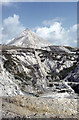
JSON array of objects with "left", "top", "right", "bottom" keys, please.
[{"left": 1, "top": 2, "right": 77, "bottom": 47}]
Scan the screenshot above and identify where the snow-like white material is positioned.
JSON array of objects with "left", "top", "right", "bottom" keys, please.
[
  {"left": 35, "top": 51, "right": 47, "bottom": 77},
  {"left": 63, "top": 61, "right": 73, "bottom": 68},
  {"left": 8, "top": 29, "right": 51, "bottom": 48},
  {"left": 64, "top": 82, "right": 74, "bottom": 93},
  {"left": 0, "top": 58, "right": 23, "bottom": 96},
  {"left": 56, "top": 55, "right": 61, "bottom": 59},
  {"left": 59, "top": 60, "right": 74, "bottom": 71},
  {"left": 16, "top": 55, "right": 25, "bottom": 62},
  {"left": 59, "top": 46, "right": 71, "bottom": 53},
  {"left": 0, "top": 44, "right": 77, "bottom": 97},
  {"left": 42, "top": 58, "right": 57, "bottom": 73},
  {"left": 41, "top": 92, "right": 74, "bottom": 98},
  {"left": 21, "top": 64, "right": 30, "bottom": 74}
]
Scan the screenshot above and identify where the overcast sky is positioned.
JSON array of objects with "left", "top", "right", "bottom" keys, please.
[{"left": 2, "top": 2, "right": 77, "bottom": 47}]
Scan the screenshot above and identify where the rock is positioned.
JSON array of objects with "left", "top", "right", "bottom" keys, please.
[
  {"left": 2, "top": 95, "right": 78, "bottom": 118},
  {"left": 8, "top": 29, "right": 51, "bottom": 49},
  {"left": 0, "top": 30, "right": 79, "bottom": 119},
  {"left": 0, "top": 44, "right": 79, "bottom": 96}
]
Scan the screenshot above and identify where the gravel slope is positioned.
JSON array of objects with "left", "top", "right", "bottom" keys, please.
[{"left": 2, "top": 95, "right": 78, "bottom": 119}]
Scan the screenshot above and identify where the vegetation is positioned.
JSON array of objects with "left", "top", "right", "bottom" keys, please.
[
  {"left": 49, "top": 62, "right": 77, "bottom": 80},
  {"left": 4, "top": 58, "right": 17, "bottom": 73},
  {"left": 3, "top": 50, "right": 31, "bottom": 84},
  {"left": 59, "top": 62, "right": 77, "bottom": 79},
  {"left": 14, "top": 71, "right": 31, "bottom": 82}
]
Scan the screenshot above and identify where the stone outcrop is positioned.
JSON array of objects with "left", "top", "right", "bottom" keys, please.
[{"left": 0, "top": 44, "right": 78, "bottom": 96}]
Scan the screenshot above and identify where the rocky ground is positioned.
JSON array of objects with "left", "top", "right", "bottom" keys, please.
[
  {"left": 0, "top": 45, "right": 79, "bottom": 96},
  {"left": 0, "top": 44, "right": 79, "bottom": 119},
  {"left": 2, "top": 95, "right": 79, "bottom": 119}
]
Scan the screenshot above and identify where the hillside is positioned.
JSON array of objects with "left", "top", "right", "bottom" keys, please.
[
  {"left": 0, "top": 44, "right": 79, "bottom": 97},
  {"left": 8, "top": 28, "right": 51, "bottom": 49},
  {"left": 0, "top": 29, "right": 79, "bottom": 119}
]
